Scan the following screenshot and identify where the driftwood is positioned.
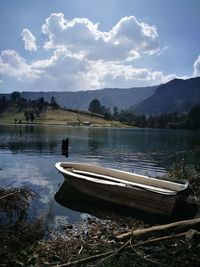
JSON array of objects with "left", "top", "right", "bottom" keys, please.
[
  {"left": 48, "top": 230, "right": 200, "bottom": 267},
  {"left": 0, "top": 191, "right": 20, "bottom": 200},
  {"left": 117, "top": 217, "right": 200, "bottom": 240},
  {"left": 45, "top": 218, "right": 200, "bottom": 267},
  {"left": 132, "top": 230, "right": 200, "bottom": 248}
]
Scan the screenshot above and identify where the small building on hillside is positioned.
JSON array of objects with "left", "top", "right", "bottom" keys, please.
[{"left": 83, "top": 121, "right": 91, "bottom": 126}]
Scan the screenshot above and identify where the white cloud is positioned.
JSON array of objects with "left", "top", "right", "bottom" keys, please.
[
  {"left": 193, "top": 55, "right": 200, "bottom": 76},
  {"left": 31, "top": 48, "right": 91, "bottom": 90},
  {"left": 21, "top": 28, "right": 37, "bottom": 51},
  {"left": 42, "top": 14, "right": 160, "bottom": 61},
  {"left": 0, "top": 49, "right": 41, "bottom": 81},
  {"left": 38, "top": 14, "right": 175, "bottom": 89},
  {"left": 0, "top": 47, "right": 178, "bottom": 91},
  {"left": 1, "top": 14, "right": 192, "bottom": 92},
  {"left": 30, "top": 50, "right": 176, "bottom": 90},
  {"left": 0, "top": 48, "right": 91, "bottom": 90},
  {"left": 88, "top": 61, "right": 176, "bottom": 88}
]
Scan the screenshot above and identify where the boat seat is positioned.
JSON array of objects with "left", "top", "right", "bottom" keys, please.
[{"left": 71, "top": 169, "right": 176, "bottom": 195}]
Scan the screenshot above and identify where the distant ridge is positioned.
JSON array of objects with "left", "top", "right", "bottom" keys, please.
[
  {"left": 2, "top": 77, "right": 200, "bottom": 114},
  {"left": 133, "top": 76, "right": 200, "bottom": 115},
  {"left": 7, "top": 86, "right": 158, "bottom": 111}
]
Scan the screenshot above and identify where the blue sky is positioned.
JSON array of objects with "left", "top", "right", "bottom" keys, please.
[{"left": 0, "top": 0, "right": 199, "bottom": 92}]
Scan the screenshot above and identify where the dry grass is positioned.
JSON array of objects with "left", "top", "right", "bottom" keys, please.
[
  {"left": 0, "top": 163, "right": 200, "bottom": 266},
  {"left": 0, "top": 110, "right": 25, "bottom": 124},
  {"left": 0, "top": 108, "right": 126, "bottom": 127}
]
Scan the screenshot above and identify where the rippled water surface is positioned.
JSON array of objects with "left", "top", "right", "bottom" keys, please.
[{"left": 0, "top": 125, "right": 199, "bottom": 226}]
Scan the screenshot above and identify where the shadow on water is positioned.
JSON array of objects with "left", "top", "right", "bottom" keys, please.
[{"left": 54, "top": 181, "right": 198, "bottom": 225}]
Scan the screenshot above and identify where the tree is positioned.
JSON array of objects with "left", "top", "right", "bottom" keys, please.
[
  {"left": 188, "top": 104, "right": 200, "bottom": 129},
  {"left": 50, "top": 96, "right": 59, "bottom": 109},
  {"left": 24, "top": 110, "right": 35, "bottom": 123},
  {"left": 88, "top": 99, "right": 101, "bottom": 115},
  {"left": 104, "top": 108, "right": 111, "bottom": 120},
  {"left": 10, "top": 91, "right": 20, "bottom": 103},
  {"left": 24, "top": 111, "right": 30, "bottom": 122},
  {"left": 113, "top": 106, "right": 119, "bottom": 120},
  {"left": 37, "top": 97, "right": 45, "bottom": 112},
  {"left": 30, "top": 111, "right": 35, "bottom": 122},
  {"left": 0, "top": 96, "right": 7, "bottom": 112}
]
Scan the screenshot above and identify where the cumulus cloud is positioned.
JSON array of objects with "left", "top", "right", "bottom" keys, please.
[
  {"left": 29, "top": 49, "right": 175, "bottom": 90},
  {"left": 0, "top": 14, "right": 186, "bottom": 91},
  {"left": 88, "top": 61, "right": 176, "bottom": 88},
  {"left": 21, "top": 28, "right": 37, "bottom": 51},
  {"left": 42, "top": 14, "right": 160, "bottom": 61},
  {"left": 193, "top": 55, "right": 200, "bottom": 76},
  {"left": 31, "top": 48, "right": 92, "bottom": 90},
  {"left": 0, "top": 48, "right": 90, "bottom": 90},
  {"left": 0, "top": 49, "right": 41, "bottom": 81},
  {"left": 0, "top": 47, "right": 177, "bottom": 91}
]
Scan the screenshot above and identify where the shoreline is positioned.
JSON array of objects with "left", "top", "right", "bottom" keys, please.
[
  {"left": 1, "top": 180, "right": 200, "bottom": 267},
  {"left": 0, "top": 121, "right": 132, "bottom": 129}
]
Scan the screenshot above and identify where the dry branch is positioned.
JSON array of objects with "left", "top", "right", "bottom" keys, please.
[
  {"left": 0, "top": 191, "right": 20, "bottom": 200},
  {"left": 132, "top": 230, "right": 200, "bottom": 248},
  {"left": 117, "top": 217, "right": 200, "bottom": 240},
  {"left": 48, "top": 250, "right": 115, "bottom": 267}
]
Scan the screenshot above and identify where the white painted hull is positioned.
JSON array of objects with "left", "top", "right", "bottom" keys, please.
[{"left": 55, "top": 162, "right": 189, "bottom": 216}]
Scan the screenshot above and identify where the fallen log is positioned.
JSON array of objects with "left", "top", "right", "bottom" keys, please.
[
  {"left": 50, "top": 230, "right": 200, "bottom": 267},
  {"left": 117, "top": 217, "right": 200, "bottom": 240},
  {"left": 0, "top": 190, "right": 20, "bottom": 200},
  {"left": 132, "top": 230, "right": 200, "bottom": 248}
]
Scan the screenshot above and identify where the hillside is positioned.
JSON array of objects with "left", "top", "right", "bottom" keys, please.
[
  {"left": 15, "top": 86, "right": 157, "bottom": 111},
  {"left": 0, "top": 108, "right": 125, "bottom": 127},
  {"left": 2, "top": 77, "right": 200, "bottom": 116},
  {"left": 133, "top": 76, "right": 200, "bottom": 115}
]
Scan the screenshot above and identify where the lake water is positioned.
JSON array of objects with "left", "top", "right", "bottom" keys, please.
[{"left": 0, "top": 124, "right": 199, "bottom": 227}]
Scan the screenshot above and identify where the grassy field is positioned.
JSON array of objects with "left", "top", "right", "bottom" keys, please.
[
  {"left": 0, "top": 108, "right": 126, "bottom": 127},
  {"left": 0, "top": 110, "right": 25, "bottom": 124}
]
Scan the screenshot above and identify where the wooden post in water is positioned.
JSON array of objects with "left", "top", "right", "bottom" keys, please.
[{"left": 62, "top": 138, "right": 69, "bottom": 157}]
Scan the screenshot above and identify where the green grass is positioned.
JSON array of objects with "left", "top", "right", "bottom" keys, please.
[
  {"left": 0, "top": 108, "right": 126, "bottom": 127},
  {"left": 0, "top": 110, "right": 25, "bottom": 124}
]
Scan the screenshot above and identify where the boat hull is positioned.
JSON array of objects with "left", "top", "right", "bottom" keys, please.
[{"left": 55, "top": 162, "right": 189, "bottom": 216}]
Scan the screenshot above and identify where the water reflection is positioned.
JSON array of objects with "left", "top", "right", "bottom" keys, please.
[
  {"left": 54, "top": 181, "right": 155, "bottom": 221},
  {"left": 0, "top": 125, "right": 200, "bottom": 224},
  {"left": 54, "top": 181, "right": 197, "bottom": 223},
  {"left": 0, "top": 125, "right": 59, "bottom": 154},
  {"left": 0, "top": 125, "right": 199, "bottom": 158},
  {"left": 88, "top": 138, "right": 100, "bottom": 152},
  {"left": 1, "top": 125, "right": 200, "bottom": 176}
]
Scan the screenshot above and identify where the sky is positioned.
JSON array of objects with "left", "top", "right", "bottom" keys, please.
[{"left": 0, "top": 0, "right": 200, "bottom": 93}]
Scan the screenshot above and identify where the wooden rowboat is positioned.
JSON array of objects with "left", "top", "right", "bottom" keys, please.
[{"left": 55, "top": 162, "right": 189, "bottom": 216}]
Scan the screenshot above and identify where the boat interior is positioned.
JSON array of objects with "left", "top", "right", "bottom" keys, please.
[{"left": 57, "top": 162, "right": 188, "bottom": 195}]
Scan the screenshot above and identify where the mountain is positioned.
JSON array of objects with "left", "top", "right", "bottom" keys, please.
[
  {"left": 133, "top": 77, "right": 200, "bottom": 115},
  {"left": 15, "top": 86, "right": 157, "bottom": 111},
  {"left": 1, "top": 77, "right": 200, "bottom": 115}
]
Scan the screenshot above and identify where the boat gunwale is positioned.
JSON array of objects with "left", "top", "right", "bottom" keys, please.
[{"left": 55, "top": 162, "right": 188, "bottom": 196}]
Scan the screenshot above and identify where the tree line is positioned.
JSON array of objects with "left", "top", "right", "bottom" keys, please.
[
  {"left": 1, "top": 93, "right": 200, "bottom": 129},
  {"left": 88, "top": 98, "right": 200, "bottom": 130},
  {"left": 117, "top": 105, "right": 200, "bottom": 130},
  {"left": 0, "top": 91, "right": 59, "bottom": 122}
]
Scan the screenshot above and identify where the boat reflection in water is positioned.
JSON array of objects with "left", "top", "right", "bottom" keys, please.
[
  {"left": 54, "top": 180, "right": 167, "bottom": 224},
  {"left": 54, "top": 180, "right": 197, "bottom": 224},
  {"left": 54, "top": 181, "right": 136, "bottom": 221}
]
